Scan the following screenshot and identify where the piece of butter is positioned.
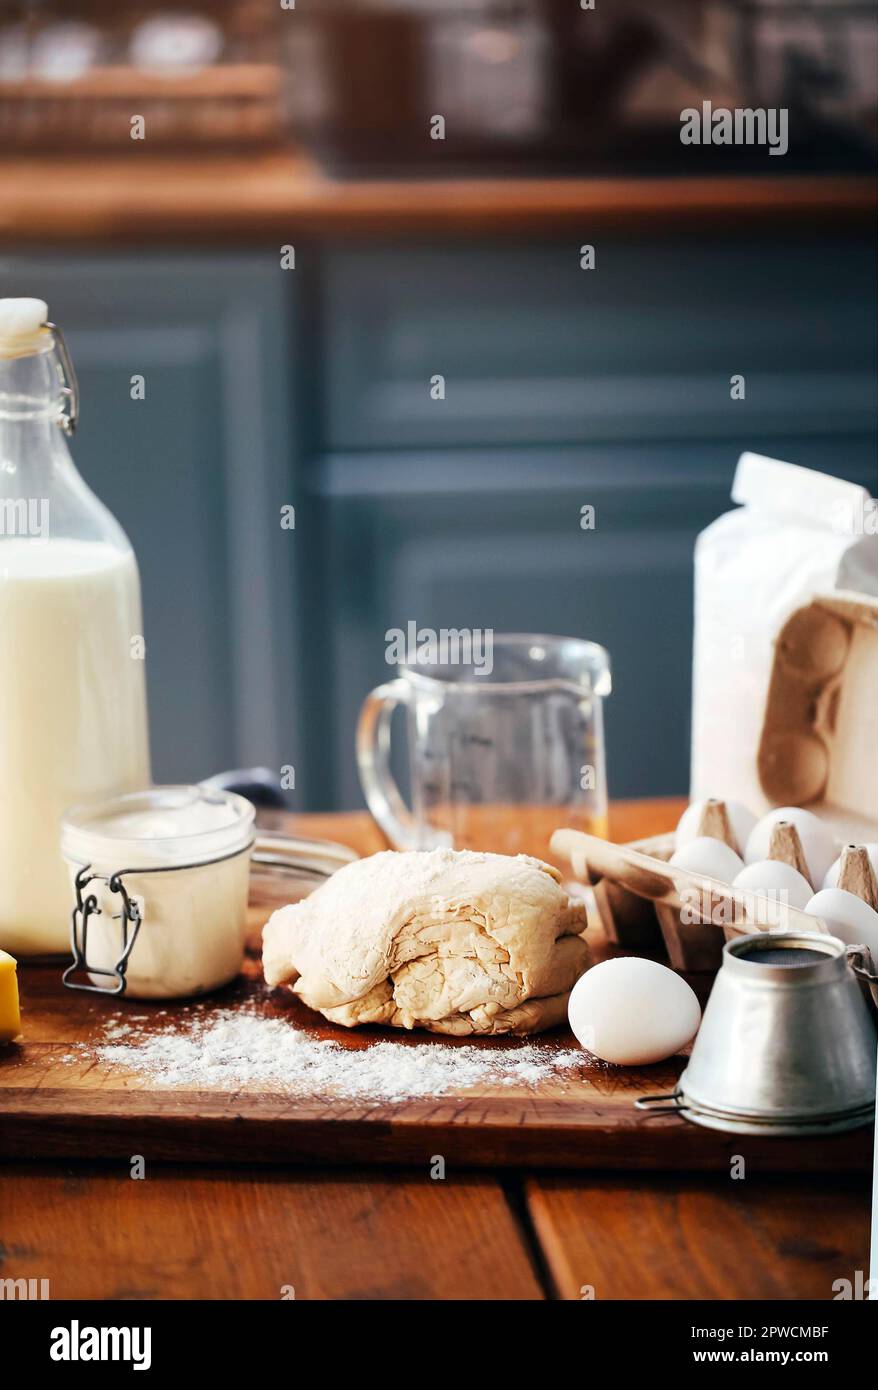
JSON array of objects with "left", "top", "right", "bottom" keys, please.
[{"left": 0, "top": 949, "right": 21, "bottom": 1042}]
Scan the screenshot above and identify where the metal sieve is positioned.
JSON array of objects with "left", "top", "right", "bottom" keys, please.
[{"left": 637, "top": 932, "right": 878, "bottom": 1136}]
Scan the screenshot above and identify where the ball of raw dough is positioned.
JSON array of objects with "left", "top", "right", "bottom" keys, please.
[
  {"left": 567, "top": 957, "right": 701, "bottom": 1066},
  {"left": 262, "top": 848, "right": 589, "bottom": 1036},
  {"left": 670, "top": 836, "right": 744, "bottom": 882},
  {"left": 745, "top": 807, "right": 836, "bottom": 887}
]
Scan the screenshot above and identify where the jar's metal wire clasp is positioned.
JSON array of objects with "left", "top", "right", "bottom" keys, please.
[
  {"left": 62, "top": 864, "right": 142, "bottom": 996},
  {"left": 44, "top": 319, "right": 79, "bottom": 436}
]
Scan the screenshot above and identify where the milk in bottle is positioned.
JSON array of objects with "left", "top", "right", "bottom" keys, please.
[{"left": 0, "top": 299, "right": 151, "bottom": 954}]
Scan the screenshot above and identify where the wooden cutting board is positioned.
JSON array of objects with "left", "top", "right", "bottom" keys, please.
[{"left": 0, "top": 885, "right": 871, "bottom": 1172}]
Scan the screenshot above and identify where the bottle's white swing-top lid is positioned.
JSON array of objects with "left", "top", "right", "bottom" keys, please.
[{"left": 0, "top": 297, "right": 50, "bottom": 359}]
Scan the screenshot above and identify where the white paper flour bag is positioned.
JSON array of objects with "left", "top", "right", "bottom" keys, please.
[{"left": 690, "top": 452, "right": 878, "bottom": 814}]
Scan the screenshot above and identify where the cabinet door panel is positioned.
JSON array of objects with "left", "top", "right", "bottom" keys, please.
[{"left": 322, "top": 239, "right": 878, "bottom": 451}]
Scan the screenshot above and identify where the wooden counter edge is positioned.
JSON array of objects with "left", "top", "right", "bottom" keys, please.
[{"left": 0, "top": 156, "right": 874, "bottom": 243}]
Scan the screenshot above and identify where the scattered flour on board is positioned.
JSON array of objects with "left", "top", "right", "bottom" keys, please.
[{"left": 85, "top": 1006, "right": 591, "bottom": 1103}]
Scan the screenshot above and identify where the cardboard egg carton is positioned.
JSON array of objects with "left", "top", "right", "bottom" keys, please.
[{"left": 569, "top": 591, "right": 878, "bottom": 972}]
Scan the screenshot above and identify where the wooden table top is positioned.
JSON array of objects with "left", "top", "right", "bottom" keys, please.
[
  {"left": 1, "top": 154, "right": 875, "bottom": 244},
  {"left": 1, "top": 797, "right": 872, "bottom": 1301}
]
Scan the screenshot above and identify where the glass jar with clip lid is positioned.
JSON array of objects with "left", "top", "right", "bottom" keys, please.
[{"left": 60, "top": 784, "right": 358, "bottom": 1000}]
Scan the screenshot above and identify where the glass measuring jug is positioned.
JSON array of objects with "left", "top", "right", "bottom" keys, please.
[{"left": 357, "top": 632, "right": 611, "bottom": 862}]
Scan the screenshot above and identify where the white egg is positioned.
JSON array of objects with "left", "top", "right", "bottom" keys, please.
[
  {"left": 822, "top": 843, "right": 878, "bottom": 890},
  {"left": 670, "top": 836, "right": 744, "bottom": 882},
  {"left": 805, "top": 888, "right": 878, "bottom": 953},
  {"left": 567, "top": 957, "right": 701, "bottom": 1066},
  {"left": 744, "top": 807, "right": 836, "bottom": 887},
  {"left": 675, "top": 798, "right": 756, "bottom": 856},
  {"left": 732, "top": 859, "right": 814, "bottom": 911}
]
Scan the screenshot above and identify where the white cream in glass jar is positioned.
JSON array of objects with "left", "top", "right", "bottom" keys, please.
[{"left": 60, "top": 786, "right": 255, "bottom": 999}]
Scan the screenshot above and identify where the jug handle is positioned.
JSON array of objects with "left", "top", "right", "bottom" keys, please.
[{"left": 357, "top": 680, "right": 425, "bottom": 850}]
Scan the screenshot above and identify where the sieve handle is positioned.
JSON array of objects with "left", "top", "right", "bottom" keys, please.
[
  {"left": 846, "top": 945, "right": 878, "bottom": 1014},
  {"left": 635, "top": 1092, "right": 688, "bottom": 1116}
]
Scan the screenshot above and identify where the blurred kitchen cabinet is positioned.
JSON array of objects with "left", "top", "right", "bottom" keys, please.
[
  {"left": 0, "top": 254, "right": 302, "bottom": 787},
  {"left": 312, "top": 237, "right": 877, "bottom": 806},
  {"left": 321, "top": 239, "right": 878, "bottom": 452}
]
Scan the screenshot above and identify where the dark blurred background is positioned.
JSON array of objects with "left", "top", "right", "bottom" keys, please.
[
  {"left": 1, "top": 0, "right": 876, "bottom": 808},
  {"left": 3, "top": 0, "right": 877, "bottom": 167}
]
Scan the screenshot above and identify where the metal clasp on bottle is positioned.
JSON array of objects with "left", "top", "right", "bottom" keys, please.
[
  {"left": 62, "top": 864, "right": 142, "bottom": 996},
  {"left": 43, "top": 320, "right": 79, "bottom": 436}
]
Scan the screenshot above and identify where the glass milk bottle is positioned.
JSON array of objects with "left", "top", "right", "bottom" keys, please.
[{"left": 0, "top": 299, "right": 151, "bottom": 955}]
